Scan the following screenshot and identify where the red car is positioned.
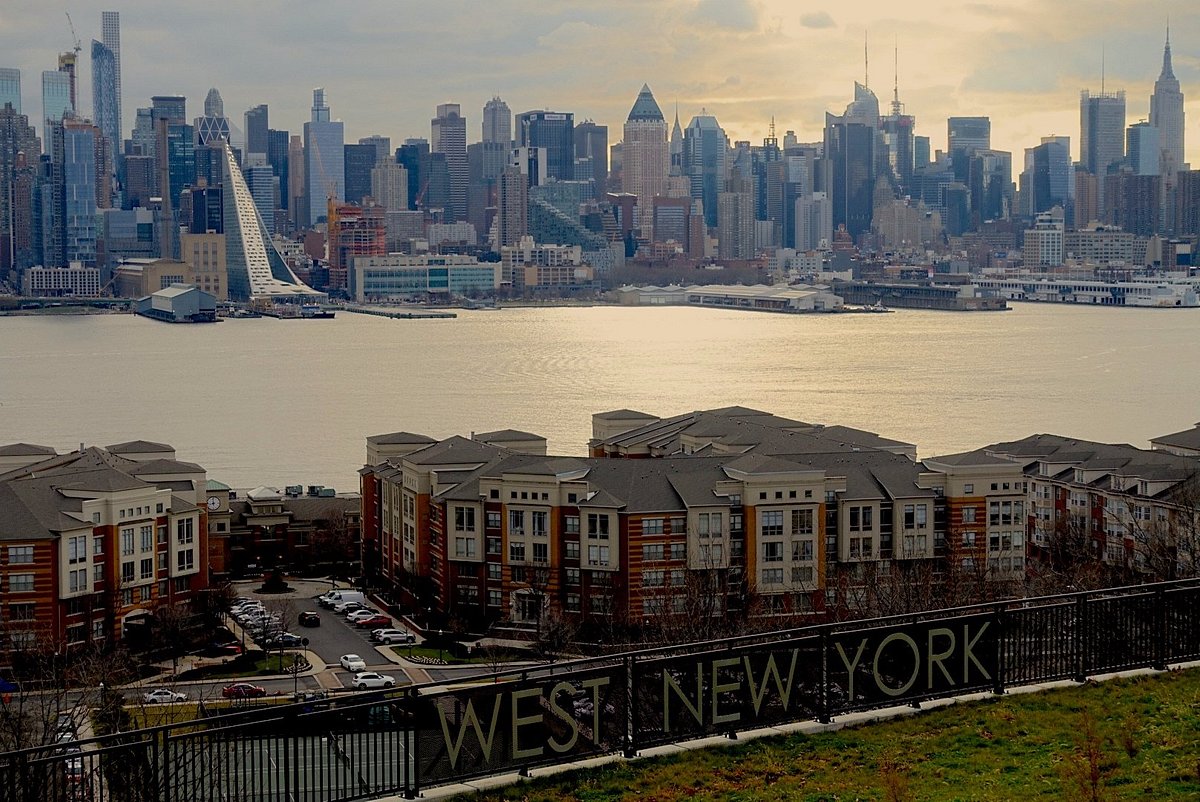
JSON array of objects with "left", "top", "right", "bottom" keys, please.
[
  {"left": 222, "top": 682, "right": 267, "bottom": 699},
  {"left": 355, "top": 614, "right": 392, "bottom": 629}
]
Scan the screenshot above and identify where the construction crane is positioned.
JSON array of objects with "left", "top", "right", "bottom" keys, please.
[{"left": 65, "top": 12, "right": 82, "bottom": 56}]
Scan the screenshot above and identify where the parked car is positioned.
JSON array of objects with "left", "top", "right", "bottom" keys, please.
[
  {"left": 370, "top": 628, "right": 415, "bottom": 645},
  {"left": 335, "top": 600, "right": 370, "bottom": 615},
  {"left": 298, "top": 611, "right": 321, "bottom": 627},
  {"left": 355, "top": 614, "right": 392, "bottom": 629},
  {"left": 323, "top": 590, "right": 366, "bottom": 611},
  {"left": 267, "top": 633, "right": 303, "bottom": 648},
  {"left": 142, "top": 688, "right": 187, "bottom": 704},
  {"left": 352, "top": 672, "right": 396, "bottom": 690},
  {"left": 221, "top": 682, "right": 267, "bottom": 699},
  {"left": 339, "top": 654, "right": 367, "bottom": 672},
  {"left": 346, "top": 609, "right": 380, "bottom": 623}
]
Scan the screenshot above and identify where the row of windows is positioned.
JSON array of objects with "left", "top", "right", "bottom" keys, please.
[
  {"left": 761, "top": 539, "right": 817, "bottom": 562},
  {"left": 117, "top": 502, "right": 164, "bottom": 520},
  {"left": 757, "top": 488, "right": 815, "bottom": 501},
  {"left": 642, "top": 543, "right": 688, "bottom": 562},
  {"left": 5, "top": 546, "right": 33, "bottom": 564},
  {"left": 760, "top": 566, "right": 817, "bottom": 585}
]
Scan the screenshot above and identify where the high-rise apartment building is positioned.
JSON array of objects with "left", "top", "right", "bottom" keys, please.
[
  {"left": 90, "top": 42, "right": 119, "bottom": 169},
  {"left": 371, "top": 161, "right": 408, "bottom": 211},
  {"left": 431, "top": 103, "right": 467, "bottom": 223},
  {"left": 41, "top": 70, "right": 73, "bottom": 127},
  {"left": 482, "top": 97, "right": 511, "bottom": 146},
  {"left": 1080, "top": 89, "right": 1126, "bottom": 208},
  {"left": 0, "top": 68, "right": 20, "bottom": 113},
  {"left": 267, "top": 128, "right": 290, "bottom": 212},
  {"left": 622, "top": 85, "right": 669, "bottom": 234},
  {"left": 244, "top": 104, "right": 268, "bottom": 158},
  {"left": 1149, "top": 27, "right": 1185, "bottom": 178},
  {"left": 496, "top": 165, "right": 527, "bottom": 248},
  {"left": 517, "top": 110, "right": 575, "bottom": 182},
  {"left": 717, "top": 189, "right": 755, "bottom": 259},
  {"left": 343, "top": 143, "right": 376, "bottom": 205},
  {"left": 303, "top": 88, "right": 344, "bottom": 227},
  {"left": 62, "top": 120, "right": 101, "bottom": 265},
  {"left": 101, "top": 11, "right": 122, "bottom": 135},
  {"left": 0, "top": 103, "right": 39, "bottom": 273}
]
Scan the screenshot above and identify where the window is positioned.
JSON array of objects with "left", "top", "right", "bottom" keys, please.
[
  {"left": 962, "top": 507, "right": 976, "bottom": 524},
  {"left": 7, "top": 546, "right": 34, "bottom": 564},
  {"left": 963, "top": 483, "right": 974, "bottom": 495},
  {"left": 509, "top": 542, "right": 526, "bottom": 562},
  {"left": 789, "top": 490, "right": 797, "bottom": 499},
  {"left": 490, "top": 488, "right": 499, "bottom": 500},
  {"left": 92, "top": 619, "right": 105, "bottom": 640},
  {"left": 904, "top": 505, "right": 915, "bottom": 529},
  {"left": 792, "top": 539, "right": 814, "bottom": 561},
  {"left": 511, "top": 566, "right": 526, "bottom": 583},
  {"left": 121, "top": 528, "right": 135, "bottom": 556},
  {"left": 140, "top": 526, "right": 153, "bottom": 552},
  {"left": 792, "top": 566, "right": 814, "bottom": 583},
  {"left": 643, "top": 518, "right": 664, "bottom": 535},
  {"left": 566, "top": 593, "right": 581, "bottom": 612},
  {"left": 531, "top": 510, "right": 548, "bottom": 537},
  {"left": 761, "top": 568, "right": 784, "bottom": 585},
  {"left": 644, "top": 570, "right": 664, "bottom": 587},
  {"left": 93, "top": 536, "right": 104, "bottom": 556},
  {"left": 121, "top": 562, "right": 135, "bottom": 583},
  {"left": 565, "top": 568, "right": 580, "bottom": 585},
  {"left": 174, "top": 577, "right": 188, "bottom": 592},
  {"left": 157, "top": 552, "right": 168, "bottom": 571},
  {"left": 671, "top": 570, "right": 685, "bottom": 586},
  {"left": 962, "top": 531, "right": 977, "bottom": 546},
  {"left": 916, "top": 504, "right": 927, "bottom": 528},
  {"left": 565, "top": 541, "right": 580, "bottom": 560},
  {"left": 670, "top": 516, "right": 686, "bottom": 534},
  {"left": 486, "top": 511, "right": 501, "bottom": 529},
  {"left": 642, "top": 544, "right": 664, "bottom": 562},
  {"left": 121, "top": 589, "right": 134, "bottom": 606},
  {"left": 698, "top": 513, "right": 710, "bottom": 537},
  {"left": 93, "top": 564, "right": 103, "bottom": 582},
  {"left": 587, "top": 545, "right": 610, "bottom": 566},
  {"left": 729, "top": 540, "right": 743, "bottom": 559},
  {"left": 486, "top": 537, "right": 501, "bottom": 555},
  {"left": 567, "top": 492, "right": 578, "bottom": 504},
  {"left": 488, "top": 590, "right": 502, "bottom": 607},
  {"left": 176, "top": 518, "right": 194, "bottom": 544},
  {"left": 92, "top": 512, "right": 101, "bottom": 524},
  {"left": 792, "top": 509, "right": 814, "bottom": 535},
  {"left": 455, "top": 537, "right": 477, "bottom": 558},
  {"left": 670, "top": 543, "right": 687, "bottom": 561},
  {"left": 509, "top": 510, "right": 525, "bottom": 535},
  {"left": 849, "top": 506, "right": 874, "bottom": 532},
  {"left": 9, "top": 573, "right": 34, "bottom": 593},
  {"left": 140, "top": 558, "right": 154, "bottom": 580},
  {"left": 457, "top": 585, "right": 480, "bottom": 602},
  {"left": 177, "top": 550, "right": 194, "bottom": 572},
  {"left": 700, "top": 543, "right": 725, "bottom": 564},
  {"left": 455, "top": 507, "right": 475, "bottom": 532},
  {"left": 10, "top": 603, "right": 35, "bottom": 621},
  {"left": 487, "top": 563, "right": 501, "bottom": 580},
  {"left": 587, "top": 514, "right": 610, "bottom": 539},
  {"left": 565, "top": 515, "right": 580, "bottom": 535},
  {"left": 761, "top": 511, "right": 784, "bottom": 537},
  {"left": 532, "top": 542, "right": 548, "bottom": 563},
  {"left": 759, "top": 492, "right": 767, "bottom": 500},
  {"left": 67, "top": 537, "right": 87, "bottom": 564},
  {"left": 762, "top": 541, "right": 783, "bottom": 562},
  {"left": 729, "top": 513, "right": 742, "bottom": 534},
  {"left": 157, "top": 525, "right": 167, "bottom": 544}
]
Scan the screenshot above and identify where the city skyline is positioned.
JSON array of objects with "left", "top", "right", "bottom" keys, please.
[{"left": 1, "top": 1, "right": 1197, "bottom": 168}]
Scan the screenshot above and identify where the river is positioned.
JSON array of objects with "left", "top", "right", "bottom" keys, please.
[{"left": 1, "top": 303, "right": 1197, "bottom": 490}]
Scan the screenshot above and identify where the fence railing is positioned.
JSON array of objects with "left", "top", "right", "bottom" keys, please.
[{"left": 1, "top": 578, "right": 1197, "bottom": 801}]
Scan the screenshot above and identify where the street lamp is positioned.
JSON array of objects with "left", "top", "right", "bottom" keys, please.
[{"left": 437, "top": 630, "right": 444, "bottom": 663}]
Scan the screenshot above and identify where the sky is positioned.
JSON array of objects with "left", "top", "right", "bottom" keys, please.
[{"left": 1, "top": 0, "right": 1197, "bottom": 168}]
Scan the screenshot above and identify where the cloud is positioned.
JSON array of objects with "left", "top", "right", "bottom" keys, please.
[
  {"left": 800, "top": 11, "right": 836, "bottom": 29},
  {"left": 690, "top": 0, "right": 760, "bottom": 31}
]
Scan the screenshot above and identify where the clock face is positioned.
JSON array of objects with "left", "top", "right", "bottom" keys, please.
[{"left": 207, "top": 496, "right": 221, "bottom": 511}]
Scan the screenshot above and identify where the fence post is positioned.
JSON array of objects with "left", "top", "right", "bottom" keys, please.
[
  {"left": 157, "top": 729, "right": 170, "bottom": 802},
  {"left": 405, "top": 688, "right": 420, "bottom": 800},
  {"left": 1074, "top": 593, "right": 1088, "bottom": 683},
  {"left": 992, "top": 603, "right": 1005, "bottom": 695},
  {"left": 1153, "top": 587, "right": 1167, "bottom": 671},
  {"left": 623, "top": 655, "right": 637, "bottom": 758},
  {"left": 818, "top": 630, "right": 831, "bottom": 724}
]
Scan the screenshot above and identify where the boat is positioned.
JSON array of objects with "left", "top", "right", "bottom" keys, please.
[{"left": 300, "top": 304, "right": 335, "bottom": 319}]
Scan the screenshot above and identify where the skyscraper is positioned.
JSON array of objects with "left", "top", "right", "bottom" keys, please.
[
  {"left": 824, "top": 83, "right": 882, "bottom": 240},
  {"left": 574, "top": 121, "right": 609, "bottom": 196},
  {"left": 0, "top": 103, "right": 39, "bottom": 273},
  {"left": 358, "top": 135, "right": 391, "bottom": 166},
  {"left": 1020, "top": 136, "right": 1073, "bottom": 218},
  {"left": 63, "top": 120, "right": 99, "bottom": 265},
  {"left": 371, "top": 161, "right": 408, "bottom": 210},
  {"left": 90, "top": 42, "right": 119, "bottom": 168},
  {"left": 0, "top": 69, "right": 21, "bottom": 113},
  {"left": 194, "top": 89, "right": 231, "bottom": 147},
  {"left": 42, "top": 70, "right": 73, "bottom": 127},
  {"left": 1149, "top": 27, "right": 1185, "bottom": 177},
  {"left": 101, "top": 11, "right": 122, "bottom": 136},
  {"left": 431, "top": 103, "right": 467, "bottom": 222},
  {"left": 482, "top": 97, "right": 511, "bottom": 145},
  {"left": 1127, "top": 122, "right": 1160, "bottom": 176},
  {"left": 303, "top": 88, "right": 344, "bottom": 227},
  {"left": 343, "top": 143, "right": 376, "bottom": 204},
  {"left": 621, "top": 84, "right": 668, "bottom": 234},
  {"left": 517, "top": 110, "right": 575, "bottom": 182},
  {"left": 245, "top": 104, "right": 268, "bottom": 157},
  {"left": 204, "top": 88, "right": 223, "bottom": 118},
  {"left": 1080, "top": 89, "right": 1126, "bottom": 208},
  {"left": 683, "top": 113, "right": 728, "bottom": 229},
  {"left": 267, "top": 128, "right": 290, "bottom": 212}
]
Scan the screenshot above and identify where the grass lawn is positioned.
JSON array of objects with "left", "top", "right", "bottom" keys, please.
[
  {"left": 391, "top": 645, "right": 522, "bottom": 666},
  {"left": 178, "top": 652, "right": 305, "bottom": 681},
  {"left": 470, "top": 668, "right": 1200, "bottom": 802}
]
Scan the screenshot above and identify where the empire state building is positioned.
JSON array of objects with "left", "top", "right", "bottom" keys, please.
[{"left": 1149, "top": 26, "right": 1185, "bottom": 177}]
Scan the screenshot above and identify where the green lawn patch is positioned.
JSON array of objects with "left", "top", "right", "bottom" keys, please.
[
  {"left": 176, "top": 652, "right": 305, "bottom": 681},
  {"left": 469, "top": 668, "right": 1200, "bottom": 801},
  {"left": 391, "top": 644, "right": 521, "bottom": 666}
]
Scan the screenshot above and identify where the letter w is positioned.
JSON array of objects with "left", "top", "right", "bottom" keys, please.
[
  {"left": 438, "top": 695, "right": 503, "bottom": 770},
  {"left": 744, "top": 651, "right": 798, "bottom": 715}
]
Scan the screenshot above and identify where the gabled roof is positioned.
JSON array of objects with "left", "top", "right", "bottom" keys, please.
[
  {"left": 593, "top": 409, "right": 658, "bottom": 421},
  {"left": 474, "top": 429, "right": 545, "bottom": 443},
  {"left": 0, "top": 443, "right": 57, "bottom": 457},
  {"left": 403, "top": 436, "right": 510, "bottom": 467},
  {"left": 1151, "top": 424, "right": 1200, "bottom": 450},
  {"left": 106, "top": 440, "right": 174, "bottom": 454},
  {"left": 366, "top": 431, "right": 438, "bottom": 446},
  {"left": 127, "top": 458, "right": 204, "bottom": 475}
]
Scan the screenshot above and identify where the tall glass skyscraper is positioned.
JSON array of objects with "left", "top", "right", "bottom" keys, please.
[
  {"left": 91, "top": 41, "right": 119, "bottom": 167},
  {"left": 63, "top": 121, "right": 97, "bottom": 264},
  {"left": 101, "top": 11, "right": 122, "bottom": 135},
  {"left": 42, "top": 71, "right": 73, "bottom": 126},
  {"left": 303, "top": 88, "right": 344, "bottom": 226},
  {"left": 0, "top": 68, "right": 20, "bottom": 113},
  {"left": 431, "top": 103, "right": 467, "bottom": 223},
  {"left": 517, "top": 110, "right": 575, "bottom": 182},
  {"left": 683, "top": 114, "right": 728, "bottom": 228}
]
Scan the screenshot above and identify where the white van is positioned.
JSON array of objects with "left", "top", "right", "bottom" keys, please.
[{"left": 330, "top": 591, "right": 367, "bottom": 612}]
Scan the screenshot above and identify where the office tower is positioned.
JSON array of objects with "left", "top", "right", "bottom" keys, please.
[
  {"left": 0, "top": 68, "right": 20, "bottom": 113},
  {"left": 245, "top": 104, "right": 268, "bottom": 157},
  {"left": 244, "top": 161, "right": 275, "bottom": 235},
  {"left": 717, "top": 189, "right": 755, "bottom": 259},
  {"left": 287, "top": 134, "right": 304, "bottom": 223},
  {"left": 303, "top": 88, "right": 344, "bottom": 227},
  {"left": 947, "top": 116, "right": 990, "bottom": 181},
  {"left": 882, "top": 50, "right": 916, "bottom": 195},
  {"left": 1149, "top": 27, "right": 1185, "bottom": 177},
  {"left": 165, "top": 123, "right": 194, "bottom": 210},
  {"left": 1104, "top": 172, "right": 1161, "bottom": 235},
  {"left": 517, "top": 110, "right": 575, "bottom": 182},
  {"left": 101, "top": 11, "right": 121, "bottom": 134},
  {"left": 421, "top": 151, "right": 451, "bottom": 215},
  {"left": 1127, "top": 122, "right": 1160, "bottom": 176},
  {"left": 343, "top": 144, "right": 375, "bottom": 205},
  {"left": 0, "top": 104, "right": 39, "bottom": 273},
  {"left": 574, "top": 121, "right": 608, "bottom": 196},
  {"left": 396, "top": 140, "right": 427, "bottom": 211},
  {"left": 914, "top": 136, "right": 930, "bottom": 170},
  {"left": 467, "top": 140, "right": 506, "bottom": 237},
  {"left": 430, "top": 103, "right": 467, "bottom": 222},
  {"left": 511, "top": 146, "right": 548, "bottom": 187},
  {"left": 496, "top": 165, "right": 527, "bottom": 247},
  {"left": 682, "top": 114, "right": 727, "bottom": 229},
  {"left": 1175, "top": 170, "right": 1200, "bottom": 236},
  {"left": 204, "top": 88, "right": 223, "bottom": 118},
  {"left": 1075, "top": 171, "right": 1100, "bottom": 226},
  {"left": 669, "top": 109, "right": 684, "bottom": 177},
  {"left": 62, "top": 120, "right": 100, "bottom": 264},
  {"left": 482, "top": 97, "right": 511, "bottom": 145},
  {"left": 1080, "top": 89, "right": 1126, "bottom": 209},
  {"left": 1020, "top": 136, "right": 1073, "bottom": 218},
  {"left": 129, "top": 107, "right": 154, "bottom": 158},
  {"left": 1024, "top": 210, "right": 1064, "bottom": 267},
  {"left": 795, "top": 192, "right": 833, "bottom": 251},
  {"left": 194, "top": 90, "right": 230, "bottom": 147},
  {"left": 90, "top": 42, "right": 119, "bottom": 168},
  {"left": 371, "top": 161, "right": 408, "bottom": 210},
  {"left": 267, "top": 129, "right": 289, "bottom": 211},
  {"left": 42, "top": 71, "right": 73, "bottom": 126},
  {"left": 57, "top": 53, "right": 77, "bottom": 115},
  {"left": 151, "top": 95, "right": 186, "bottom": 125},
  {"left": 622, "top": 84, "right": 668, "bottom": 233},
  {"left": 967, "top": 149, "right": 1012, "bottom": 225},
  {"left": 359, "top": 135, "right": 391, "bottom": 165},
  {"left": 823, "top": 83, "right": 881, "bottom": 240}
]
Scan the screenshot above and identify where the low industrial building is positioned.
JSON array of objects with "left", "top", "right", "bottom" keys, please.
[
  {"left": 617, "top": 283, "right": 843, "bottom": 313},
  {"left": 134, "top": 284, "right": 218, "bottom": 323},
  {"left": 351, "top": 254, "right": 500, "bottom": 302},
  {"left": 21, "top": 264, "right": 102, "bottom": 297}
]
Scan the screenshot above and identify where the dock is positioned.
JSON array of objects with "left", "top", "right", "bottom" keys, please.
[{"left": 341, "top": 306, "right": 457, "bottom": 320}]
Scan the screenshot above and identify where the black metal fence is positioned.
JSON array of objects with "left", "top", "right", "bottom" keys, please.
[{"left": 1, "top": 579, "right": 1197, "bottom": 801}]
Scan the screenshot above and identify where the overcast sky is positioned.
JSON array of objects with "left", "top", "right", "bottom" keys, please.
[{"left": 2, "top": 1, "right": 1196, "bottom": 166}]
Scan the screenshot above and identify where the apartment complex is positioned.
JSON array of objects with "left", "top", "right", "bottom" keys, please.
[
  {"left": 0, "top": 442, "right": 209, "bottom": 662},
  {"left": 359, "top": 408, "right": 1028, "bottom": 631}
]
